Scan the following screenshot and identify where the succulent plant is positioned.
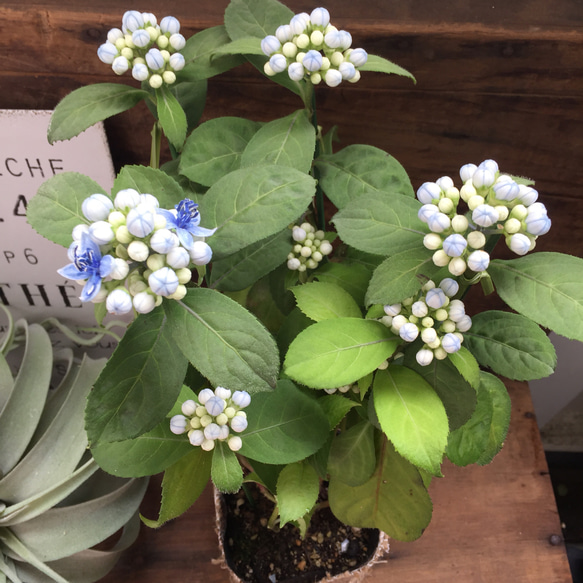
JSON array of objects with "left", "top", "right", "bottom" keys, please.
[{"left": 0, "top": 309, "right": 148, "bottom": 583}]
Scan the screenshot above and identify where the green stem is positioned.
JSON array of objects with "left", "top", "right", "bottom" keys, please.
[{"left": 150, "top": 121, "right": 162, "bottom": 169}]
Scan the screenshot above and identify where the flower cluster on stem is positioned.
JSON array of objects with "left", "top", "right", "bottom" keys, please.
[
  {"left": 169, "top": 387, "right": 251, "bottom": 452},
  {"left": 381, "top": 278, "right": 472, "bottom": 366},
  {"left": 97, "top": 10, "right": 186, "bottom": 88},
  {"left": 58, "top": 190, "right": 215, "bottom": 315},
  {"left": 417, "top": 159, "right": 551, "bottom": 278},
  {"left": 287, "top": 222, "right": 333, "bottom": 271},
  {"left": 261, "top": 7, "right": 368, "bottom": 86}
]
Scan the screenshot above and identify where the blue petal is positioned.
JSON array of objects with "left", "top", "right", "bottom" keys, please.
[
  {"left": 80, "top": 273, "right": 102, "bottom": 302},
  {"left": 99, "top": 254, "right": 115, "bottom": 277},
  {"left": 58, "top": 263, "right": 88, "bottom": 280},
  {"left": 79, "top": 231, "right": 101, "bottom": 256},
  {"left": 176, "top": 227, "right": 194, "bottom": 249},
  {"left": 157, "top": 208, "right": 178, "bottom": 228},
  {"left": 189, "top": 225, "right": 217, "bottom": 237}
]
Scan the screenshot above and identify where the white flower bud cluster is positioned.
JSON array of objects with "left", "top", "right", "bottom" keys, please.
[
  {"left": 67, "top": 190, "right": 214, "bottom": 315},
  {"left": 380, "top": 278, "right": 472, "bottom": 366},
  {"left": 261, "top": 7, "right": 368, "bottom": 87},
  {"left": 417, "top": 159, "right": 552, "bottom": 276},
  {"left": 323, "top": 383, "right": 359, "bottom": 395},
  {"left": 287, "top": 223, "right": 333, "bottom": 271},
  {"left": 97, "top": 11, "right": 186, "bottom": 88},
  {"left": 169, "top": 387, "right": 251, "bottom": 452}
]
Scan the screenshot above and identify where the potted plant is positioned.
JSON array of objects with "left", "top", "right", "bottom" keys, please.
[
  {"left": 25, "top": 0, "right": 583, "bottom": 580},
  {"left": 0, "top": 307, "right": 148, "bottom": 583}
]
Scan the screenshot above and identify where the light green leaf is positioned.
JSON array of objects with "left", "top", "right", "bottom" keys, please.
[
  {"left": 165, "top": 287, "right": 280, "bottom": 393},
  {"left": 240, "top": 380, "right": 329, "bottom": 464},
  {"left": 317, "top": 394, "right": 359, "bottom": 430},
  {"left": 448, "top": 346, "right": 481, "bottom": 389},
  {"left": 156, "top": 85, "right": 188, "bottom": 151},
  {"left": 316, "top": 144, "right": 414, "bottom": 209},
  {"left": 277, "top": 461, "right": 319, "bottom": 526},
  {"left": 48, "top": 84, "right": 148, "bottom": 143},
  {"left": 292, "top": 281, "right": 362, "bottom": 322},
  {"left": 332, "top": 191, "right": 427, "bottom": 256},
  {"left": 365, "top": 247, "right": 445, "bottom": 306},
  {"left": 224, "top": 0, "right": 293, "bottom": 41},
  {"left": 85, "top": 307, "right": 188, "bottom": 445},
  {"left": 27, "top": 173, "right": 106, "bottom": 247},
  {"left": 141, "top": 447, "right": 211, "bottom": 528},
  {"left": 314, "top": 262, "right": 372, "bottom": 306},
  {"left": 373, "top": 366, "right": 448, "bottom": 475},
  {"left": 329, "top": 438, "right": 432, "bottom": 541},
  {"left": 212, "top": 36, "right": 264, "bottom": 56},
  {"left": 212, "top": 442, "right": 244, "bottom": 494},
  {"left": 464, "top": 310, "right": 556, "bottom": 380},
  {"left": 490, "top": 253, "right": 583, "bottom": 342},
  {"left": 241, "top": 109, "right": 316, "bottom": 174},
  {"left": 179, "top": 117, "right": 261, "bottom": 186},
  {"left": 284, "top": 318, "right": 399, "bottom": 389},
  {"left": 358, "top": 54, "right": 416, "bottom": 81},
  {"left": 328, "top": 420, "right": 376, "bottom": 486},
  {"left": 199, "top": 165, "right": 316, "bottom": 257}
]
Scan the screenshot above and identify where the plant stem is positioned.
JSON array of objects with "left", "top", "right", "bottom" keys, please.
[{"left": 150, "top": 121, "right": 162, "bottom": 169}]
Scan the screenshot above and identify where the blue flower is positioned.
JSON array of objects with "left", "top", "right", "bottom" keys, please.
[
  {"left": 158, "top": 199, "right": 216, "bottom": 249},
  {"left": 57, "top": 233, "right": 114, "bottom": 302}
]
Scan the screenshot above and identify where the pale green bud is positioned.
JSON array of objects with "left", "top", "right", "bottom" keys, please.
[
  {"left": 467, "top": 230, "right": 486, "bottom": 248},
  {"left": 468, "top": 194, "right": 485, "bottom": 210}
]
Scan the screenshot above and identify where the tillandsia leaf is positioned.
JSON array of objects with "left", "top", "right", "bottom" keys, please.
[
  {"left": 284, "top": 318, "right": 399, "bottom": 389},
  {"left": 318, "top": 394, "right": 359, "bottom": 430},
  {"left": 210, "top": 229, "right": 292, "bottom": 292},
  {"left": 9, "top": 476, "right": 148, "bottom": 562},
  {"left": 0, "top": 353, "right": 13, "bottom": 413},
  {"left": 358, "top": 54, "right": 416, "bottom": 82},
  {"left": 171, "top": 80, "right": 208, "bottom": 134},
  {"left": 47, "top": 84, "right": 149, "bottom": 143},
  {"left": 155, "top": 85, "right": 188, "bottom": 151},
  {"left": 314, "top": 262, "right": 372, "bottom": 307},
  {"left": 0, "top": 356, "right": 104, "bottom": 504},
  {"left": 463, "top": 310, "right": 557, "bottom": 381},
  {"left": 211, "top": 442, "right": 243, "bottom": 494},
  {"left": 240, "top": 109, "right": 316, "bottom": 174},
  {"left": 142, "top": 448, "right": 212, "bottom": 528},
  {"left": 240, "top": 380, "right": 329, "bottom": 464},
  {"left": 276, "top": 461, "right": 319, "bottom": 527},
  {"left": 90, "top": 422, "right": 193, "bottom": 478},
  {"left": 26, "top": 173, "right": 106, "bottom": 247},
  {"left": 447, "top": 347, "right": 481, "bottom": 389},
  {"left": 112, "top": 165, "right": 185, "bottom": 210},
  {"left": 489, "top": 253, "right": 583, "bottom": 342},
  {"left": 179, "top": 117, "right": 262, "bottom": 187},
  {"left": 0, "top": 323, "right": 52, "bottom": 477},
  {"left": 403, "top": 352, "right": 477, "bottom": 431},
  {"left": 165, "top": 287, "right": 280, "bottom": 393},
  {"left": 315, "top": 144, "right": 414, "bottom": 209},
  {"left": 446, "top": 372, "right": 511, "bottom": 467},
  {"left": 328, "top": 437, "right": 432, "bottom": 541},
  {"left": 327, "top": 420, "right": 376, "bottom": 487},
  {"left": 178, "top": 25, "right": 246, "bottom": 81},
  {"left": 365, "top": 247, "right": 447, "bottom": 307},
  {"left": 332, "top": 191, "right": 427, "bottom": 257},
  {"left": 0, "top": 554, "right": 21, "bottom": 583},
  {"left": 291, "top": 282, "right": 362, "bottom": 322},
  {"left": 373, "top": 366, "right": 449, "bottom": 476},
  {"left": 198, "top": 165, "right": 316, "bottom": 257},
  {"left": 85, "top": 307, "right": 188, "bottom": 445}
]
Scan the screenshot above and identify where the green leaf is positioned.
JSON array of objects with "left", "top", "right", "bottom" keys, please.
[
  {"left": 448, "top": 346, "right": 481, "bottom": 389},
  {"left": 284, "top": 318, "right": 399, "bottom": 389},
  {"left": 464, "top": 310, "right": 556, "bottom": 381},
  {"left": 164, "top": 287, "right": 280, "bottom": 393},
  {"left": 246, "top": 461, "right": 283, "bottom": 494},
  {"left": 224, "top": 0, "right": 293, "bottom": 41},
  {"left": 317, "top": 394, "right": 359, "bottom": 430},
  {"left": 112, "top": 165, "right": 185, "bottom": 209},
  {"left": 85, "top": 307, "right": 188, "bottom": 445},
  {"left": 91, "top": 422, "right": 193, "bottom": 477},
  {"left": 314, "top": 262, "right": 372, "bottom": 306},
  {"left": 332, "top": 191, "right": 427, "bottom": 256},
  {"left": 141, "top": 447, "right": 212, "bottom": 528},
  {"left": 277, "top": 461, "right": 319, "bottom": 526},
  {"left": 199, "top": 165, "right": 316, "bottom": 257},
  {"left": 241, "top": 109, "right": 316, "bottom": 174},
  {"left": 212, "top": 36, "right": 264, "bottom": 56},
  {"left": 209, "top": 229, "right": 292, "bottom": 292},
  {"left": 240, "top": 380, "right": 329, "bottom": 464},
  {"left": 489, "top": 253, "right": 583, "bottom": 342},
  {"left": 373, "top": 366, "right": 448, "bottom": 475},
  {"left": 27, "top": 173, "right": 106, "bottom": 246},
  {"left": 292, "top": 282, "right": 362, "bottom": 322},
  {"left": 212, "top": 441, "right": 244, "bottom": 493},
  {"left": 328, "top": 420, "right": 376, "bottom": 486},
  {"left": 48, "top": 83, "right": 148, "bottom": 143},
  {"left": 179, "top": 117, "right": 261, "bottom": 186},
  {"left": 156, "top": 85, "right": 188, "bottom": 151},
  {"left": 365, "top": 248, "right": 445, "bottom": 306},
  {"left": 0, "top": 353, "right": 13, "bottom": 413},
  {"left": 316, "top": 144, "right": 414, "bottom": 209},
  {"left": 358, "top": 54, "right": 416, "bottom": 82},
  {"left": 172, "top": 80, "right": 207, "bottom": 133},
  {"left": 328, "top": 438, "right": 432, "bottom": 541}
]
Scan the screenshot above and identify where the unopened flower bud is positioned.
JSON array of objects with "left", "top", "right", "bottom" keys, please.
[
  {"left": 230, "top": 414, "right": 248, "bottom": 433},
  {"left": 89, "top": 221, "right": 115, "bottom": 245},
  {"left": 442, "top": 333, "right": 462, "bottom": 353},
  {"left": 133, "top": 291, "right": 156, "bottom": 314},
  {"left": 416, "top": 349, "right": 434, "bottom": 366},
  {"left": 349, "top": 47, "right": 368, "bottom": 67},
  {"left": 472, "top": 204, "right": 499, "bottom": 228},
  {"left": 170, "top": 415, "right": 188, "bottom": 434},
  {"left": 181, "top": 400, "right": 197, "bottom": 416},
  {"left": 189, "top": 240, "right": 213, "bottom": 265},
  {"left": 467, "top": 250, "right": 490, "bottom": 272},
  {"left": 509, "top": 233, "right": 531, "bottom": 256},
  {"left": 169, "top": 33, "right": 186, "bottom": 50},
  {"left": 198, "top": 388, "right": 214, "bottom": 404},
  {"left": 127, "top": 204, "right": 156, "bottom": 237},
  {"left": 148, "top": 267, "right": 179, "bottom": 296},
  {"left": 442, "top": 234, "right": 467, "bottom": 257},
  {"left": 98, "top": 42, "right": 119, "bottom": 64},
  {"left": 261, "top": 35, "right": 281, "bottom": 56},
  {"left": 114, "top": 188, "right": 141, "bottom": 210},
  {"left": 459, "top": 163, "right": 477, "bottom": 183},
  {"left": 324, "top": 69, "right": 343, "bottom": 87},
  {"left": 106, "top": 288, "right": 133, "bottom": 314},
  {"left": 228, "top": 436, "right": 243, "bottom": 451},
  {"left": 82, "top": 194, "right": 114, "bottom": 221},
  {"left": 127, "top": 240, "right": 149, "bottom": 262},
  {"left": 467, "top": 230, "right": 486, "bottom": 249}
]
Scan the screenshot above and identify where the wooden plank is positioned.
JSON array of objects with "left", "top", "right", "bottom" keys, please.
[{"left": 99, "top": 381, "right": 572, "bottom": 583}]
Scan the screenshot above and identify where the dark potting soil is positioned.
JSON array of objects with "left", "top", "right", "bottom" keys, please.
[{"left": 221, "top": 484, "right": 380, "bottom": 583}]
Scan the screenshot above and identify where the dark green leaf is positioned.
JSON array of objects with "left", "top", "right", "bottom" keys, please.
[
  {"left": 318, "top": 394, "right": 359, "bottom": 430},
  {"left": 212, "top": 441, "right": 244, "bottom": 493},
  {"left": 224, "top": 0, "right": 293, "bottom": 41},
  {"left": 172, "top": 80, "right": 207, "bottom": 133},
  {"left": 328, "top": 421, "right": 376, "bottom": 486},
  {"left": 156, "top": 85, "right": 188, "bottom": 151}
]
